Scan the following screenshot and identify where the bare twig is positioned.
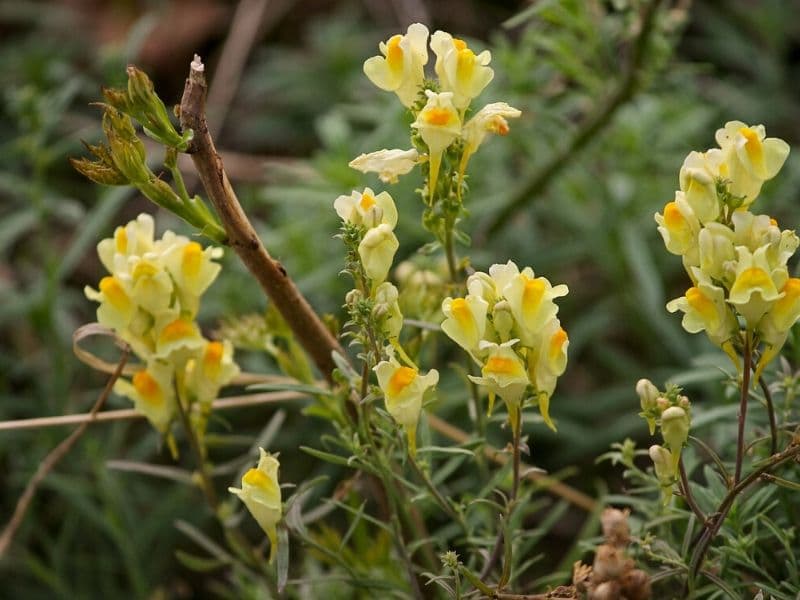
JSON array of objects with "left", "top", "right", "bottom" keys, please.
[
  {"left": 426, "top": 413, "right": 596, "bottom": 512},
  {"left": 482, "top": 0, "right": 665, "bottom": 237},
  {"left": 0, "top": 347, "right": 129, "bottom": 557},
  {"left": 179, "top": 56, "right": 344, "bottom": 381},
  {"left": 0, "top": 391, "right": 304, "bottom": 432}
]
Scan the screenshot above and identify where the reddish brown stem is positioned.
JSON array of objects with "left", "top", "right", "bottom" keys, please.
[{"left": 179, "top": 56, "right": 344, "bottom": 382}]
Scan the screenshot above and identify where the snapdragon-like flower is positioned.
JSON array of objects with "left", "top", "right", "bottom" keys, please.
[
  {"left": 97, "top": 213, "right": 155, "bottom": 273},
  {"left": 460, "top": 102, "right": 521, "bottom": 177},
  {"left": 363, "top": 23, "right": 429, "bottom": 107},
  {"left": 430, "top": 30, "right": 494, "bottom": 110},
  {"left": 503, "top": 268, "right": 568, "bottom": 348},
  {"left": 113, "top": 360, "right": 176, "bottom": 432},
  {"left": 411, "top": 90, "right": 462, "bottom": 201},
  {"left": 655, "top": 193, "right": 700, "bottom": 265},
  {"left": 374, "top": 353, "right": 439, "bottom": 456},
  {"left": 649, "top": 444, "right": 675, "bottom": 505},
  {"left": 348, "top": 148, "right": 419, "bottom": 184},
  {"left": 715, "top": 121, "right": 790, "bottom": 205},
  {"left": 334, "top": 188, "right": 398, "bottom": 230},
  {"left": 728, "top": 245, "right": 785, "bottom": 328},
  {"left": 441, "top": 294, "right": 488, "bottom": 356},
  {"left": 679, "top": 150, "right": 724, "bottom": 224},
  {"left": 529, "top": 319, "right": 569, "bottom": 431},
  {"left": 468, "top": 340, "right": 529, "bottom": 430},
  {"left": 228, "top": 449, "right": 282, "bottom": 562},
  {"left": 756, "top": 278, "right": 800, "bottom": 381}
]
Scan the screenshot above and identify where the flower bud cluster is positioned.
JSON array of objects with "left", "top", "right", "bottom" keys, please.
[
  {"left": 572, "top": 508, "right": 652, "bottom": 600},
  {"left": 85, "top": 213, "right": 239, "bottom": 436},
  {"left": 354, "top": 24, "right": 521, "bottom": 200},
  {"left": 441, "top": 260, "right": 569, "bottom": 431},
  {"left": 656, "top": 121, "right": 796, "bottom": 378},
  {"left": 636, "top": 379, "right": 691, "bottom": 503}
]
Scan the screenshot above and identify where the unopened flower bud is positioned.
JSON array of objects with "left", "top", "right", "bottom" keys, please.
[
  {"left": 661, "top": 406, "right": 690, "bottom": 454},
  {"left": 492, "top": 300, "right": 514, "bottom": 341},
  {"left": 440, "top": 550, "right": 459, "bottom": 569},
  {"left": 345, "top": 288, "right": 363, "bottom": 306},
  {"left": 649, "top": 444, "right": 674, "bottom": 484},
  {"left": 636, "top": 379, "right": 659, "bottom": 411},
  {"left": 678, "top": 395, "right": 690, "bottom": 410},
  {"left": 656, "top": 396, "right": 670, "bottom": 413}
]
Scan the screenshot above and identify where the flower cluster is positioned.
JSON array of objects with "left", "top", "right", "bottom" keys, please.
[
  {"left": 656, "top": 121, "right": 795, "bottom": 379},
  {"left": 353, "top": 24, "right": 521, "bottom": 201},
  {"left": 334, "top": 189, "right": 439, "bottom": 455},
  {"left": 636, "top": 380, "right": 692, "bottom": 503},
  {"left": 85, "top": 213, "right": 239, "bottom": 437},
  {"left": 441, "top": 261, "right": 569, "bottom": 432}
]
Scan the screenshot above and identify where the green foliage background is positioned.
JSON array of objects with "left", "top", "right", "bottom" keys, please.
[{"left": 1, "top": 0, "right": 799, "bottom": 597}]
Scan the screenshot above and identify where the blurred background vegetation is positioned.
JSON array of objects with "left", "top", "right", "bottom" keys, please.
[{"left": 2, "top": 0, "right": 800, "bottom": 597}]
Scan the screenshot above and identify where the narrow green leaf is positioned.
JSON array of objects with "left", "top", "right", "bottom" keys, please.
[{"left": 174, "top": 550, "right": 230, "bottom": 572}]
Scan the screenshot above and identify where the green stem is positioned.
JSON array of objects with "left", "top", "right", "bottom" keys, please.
[
  {"left": 758, "top": 377, "right": 779, "bottom": 455},
  {"left": 408, "top": 452, "right": 468, "bottom": 532}
]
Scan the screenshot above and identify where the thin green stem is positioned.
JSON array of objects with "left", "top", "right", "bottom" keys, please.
[
  {"left": 479, "top": 410, "right": 523, "bottom": 583},
  {"left": 408, "top": 452, "right": 467, "bottom": 532},
  {"left": 173, "top": 382, "right": 219, "bottom": 510},
  {"left": 758, "top": 377, "right": 779, "bottom": 455},
  {"left": 734, "top": 331, "right": 753, "bottom": 485},
  {"left": 678, "top": 457, "right": 706, "bottom": 524}
]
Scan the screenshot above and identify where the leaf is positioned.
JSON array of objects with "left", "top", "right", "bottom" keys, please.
[
  {"left": 299, "top": 446, "right": 353, "bottom": 467},
  {"left": 174, "top": 550, "right": 230, "bottom": 572},
  {"left": 277, "top": 525, "right": 290, "bottom": 593},
  {"left": 247, "top": 382, "right": 331, "bottom": 396},
  {"left": 415, "top": 445, "right": 476, "bottom": 457}
]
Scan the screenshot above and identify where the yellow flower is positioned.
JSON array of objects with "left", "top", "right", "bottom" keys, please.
[
  {"left": 698, "top": 223, "right": 736, "bottom": 284},
  {"left": 728, "top": 245, "right": 785, "bottom": 328},
  {"left": 162, "top": 235, "right": 223, "bottom": 317},
  {"left": 527, "top": 319, "right": 568, "bottom": 431},
  {"left": 358, "top": 223, "right": 399, "bottom": 284},
  {"left": 715, "top": 121, "right": 790, "bottom": 205},
  {"left": 154, "top": 314, "right": 206, "bottom": 360},
  {"left": 441, "top": 294, "right": 489, "bottom": 356},
  {"left": 228, "top": 449, "right": 282, "bottom": 562},
  {"left": 363, "top": 23, "right": 429, "bottom": 107},
  {"left": 113, "top": 360, "right": 176, "bottom": 432},
  {"left": 374, "top": 354, "right": 439, "bottom": 456},
  {"left": 502, "top": 268, "right": 568, "bottom": 348},
  {"left": 666, "top": 269, "right": 739, "bottom": 351},
  {"left": 348, "top": 148, "right": 419, "bottom": 184},
  {"left": 756, "top": 278, "right": 800, "bottom": 381},
  {"left": 459, "top": 102, "right": 521, "bottom": 180},
  {"left": 679, "top": 150, "right": 723, "bottom": 224},
  {"left": 84, "top": 275, "right": 136, "bottom": 332},
  {"left": 468, "top": 340, "right": 529, "bottom": 428},
  {"left": 411, "top": 90, "right": 462, "bottom": 201},
  {"left": 96, "top": 213, "right": 155, "bottom": 273},
  {"left": 655, "top": 193, "right": 700, "bottom": 263},
  {"left": 334, "top": 188, "right": 398, "bottom": 229},
  {"left": 430, "top": 30, "right": 494, "bottom": 110},
  {"left": 185, "top": 340, "right": 240, "bottom": 406},
  {"left": 660, "top": 406, "right": 690, "bottom": 473},
  {"left": 125, "top": 255, "right": 174, "bottom": 315}
]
